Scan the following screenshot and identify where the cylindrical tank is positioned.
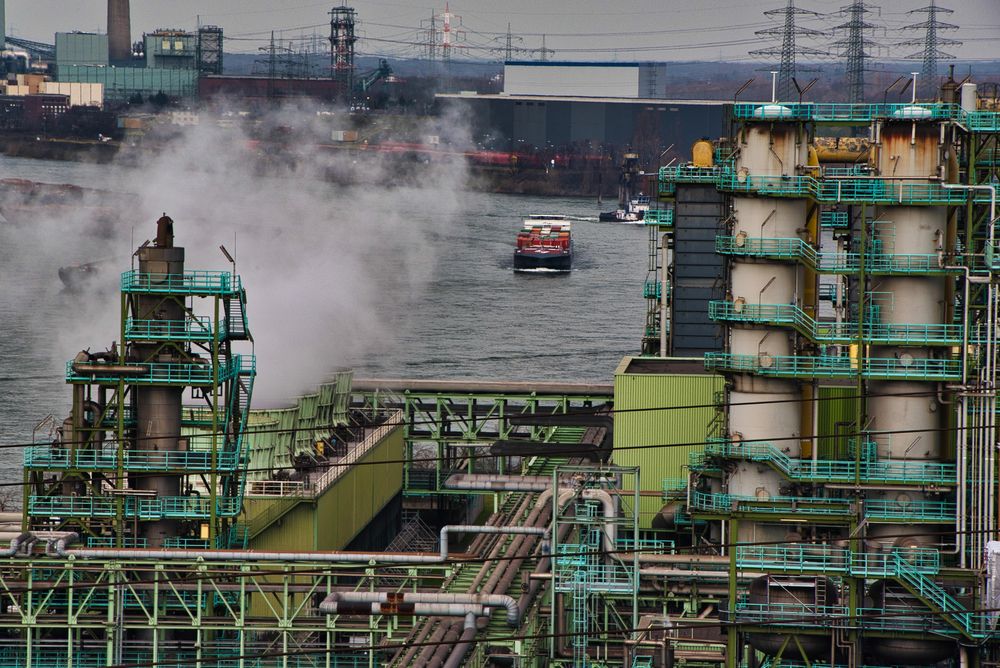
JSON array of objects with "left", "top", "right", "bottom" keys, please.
[
  {"left": 746, "top": 576, "right": 838, "bottom": 659},
  {"left": 876, "top": 123, "right": 942, "bottom": 179},
  {"left": 867, "top": 381, "right": 943, "bottom": 459},
  {"left": 864, "top": 580, "right": 958, "bottom": 664},
  {"left": 960, "top": 82, "right": 978, "bottom": 113},
  {"left": 692, "top": 139, "right": 714, "bottom": 168},
  {"left": 739, "top": 124, "right": 808, "bottom": 177}
]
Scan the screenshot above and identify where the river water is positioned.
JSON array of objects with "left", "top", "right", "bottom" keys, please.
[{"left": 0, "top": 155, "right": 649, "bottom": 475}]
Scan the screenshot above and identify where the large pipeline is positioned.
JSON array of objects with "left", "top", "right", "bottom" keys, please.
[
  {"left": 439, "top": 525, "right": 547, "bottom": 560},
  {"left": 445, "top": 474, "right": 552, "bottom": 493},
  {"left": 321, "top": 599, "right": 488, "bottom": 619},
  {"left": 319, "top": 591, "right": 520, "bottom": 626}
]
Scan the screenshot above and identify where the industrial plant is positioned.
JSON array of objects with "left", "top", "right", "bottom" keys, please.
[{"left": 2, "top": 1, "right": 1000, "bottom": 668}]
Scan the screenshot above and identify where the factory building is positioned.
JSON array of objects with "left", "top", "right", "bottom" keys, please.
[
  {"left": 53, "top": 28, "right": 213, "bottom": 101},
  {"left": 438, "top": 91, "right": 727, "bottom": 168},
  {"left": 2, "top": 47, "right": 1000, "bottom": 666},
  {"left": 435, "top": 60, "right": 726, "bottom": 168},
  {"left": 503, "top": 61, "right": 668, "bottom": 99}
]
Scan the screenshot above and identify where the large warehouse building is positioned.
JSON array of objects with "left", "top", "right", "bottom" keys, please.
[{"left": 437, "top": 61, "right": 728, "bottom": 166}]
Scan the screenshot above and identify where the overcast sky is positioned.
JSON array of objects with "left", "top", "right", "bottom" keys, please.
[{"left": 9, "top": 1, "right": 1000, "bottom": 63}]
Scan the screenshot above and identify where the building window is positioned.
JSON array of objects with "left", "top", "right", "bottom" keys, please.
[{"left": 162, "top": 40, "right": 171, "bottom": 50}]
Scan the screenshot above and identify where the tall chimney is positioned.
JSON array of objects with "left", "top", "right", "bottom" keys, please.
[{"left": 107, "top": 0, "right": 131, "bottom": 63}]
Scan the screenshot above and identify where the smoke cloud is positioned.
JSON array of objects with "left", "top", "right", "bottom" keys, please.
[{"left": 0, "top": 100, "right": 472, "bottom": 407}]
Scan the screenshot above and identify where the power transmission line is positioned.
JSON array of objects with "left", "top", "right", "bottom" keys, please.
[
  {"left": 899, "top": 0, "right": 961, "bottom": 99},
  {"left": 833, "top": 0, "right": 881, "bottom": 104},
  {"left": 749, "top": 0, "right": 827, "bottom": 102}
]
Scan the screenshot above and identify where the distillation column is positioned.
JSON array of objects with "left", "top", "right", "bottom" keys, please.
[
  {"left": 726, "top": 121, "right": 807, "bottom": 545},
  {"left": 866, "top": 120, "right": 950, "bottom": 552},
  {"left": 131, "top": 217, "right": 185, "bottom": 546}
]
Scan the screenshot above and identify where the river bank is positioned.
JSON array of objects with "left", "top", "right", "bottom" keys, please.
[{"left": 0, "top": 134, "right": 629, "bottom": 198}]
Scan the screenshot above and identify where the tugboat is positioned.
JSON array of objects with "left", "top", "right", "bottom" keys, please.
[
  {"left": 513, "top": 215, "right": 572, "bottom": 272},
  {"left": 598, "top": 152, "right": 647, "bottom": 223}
]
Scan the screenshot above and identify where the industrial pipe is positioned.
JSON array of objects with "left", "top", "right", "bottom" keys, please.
[
  {"left": 319, "top": 591, "right": 520, "bottom": 626},
  {"left": 320, "top": 600, "right": 488, "bottom": 619},
  {"left": 442, "top": 617, "right": 479, "bottom": 668},
  {"left": 444, "top": 474, "right": 551, "bottom": 493},
  {"left": 439, "top": 525, "right": 547, "bottom": 560},
  {"left": 535, "top": 487, "right": 619, "bottom": 551},
  {"left": 0, "top": 533, "right": 33, "bottom": 557}
]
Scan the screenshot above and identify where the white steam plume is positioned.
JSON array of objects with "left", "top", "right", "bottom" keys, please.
[{"left": 4, "top": 100, "right": 471, "bottom": 406}]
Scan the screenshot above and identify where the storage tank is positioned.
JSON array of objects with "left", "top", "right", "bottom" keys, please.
[
  {"left": 864, "top": 580, "right": 958, "bottom": 664},
  {"left": 746, "top": 576, "right": 838, "bottom": 659},
  {"left": 723, "top": 121, "right": 808, "bottom": 543}
]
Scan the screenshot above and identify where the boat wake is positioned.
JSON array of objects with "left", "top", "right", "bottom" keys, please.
[{"left": 513, "top": 267, "right": 571, "bottom": 274}]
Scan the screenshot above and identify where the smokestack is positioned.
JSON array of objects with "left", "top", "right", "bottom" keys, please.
[{"left": 107, "top": 0, "right": 131, "bottom": 63}]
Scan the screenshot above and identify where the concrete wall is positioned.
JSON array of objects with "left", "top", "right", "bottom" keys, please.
[{"left": 40, "top": 82, "right": 103, "bottom": 107}]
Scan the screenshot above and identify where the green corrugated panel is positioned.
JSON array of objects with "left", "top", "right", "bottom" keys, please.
[
  {"left": 247, "top": 426, "right": 404, "bottom": 552},
  {"left": 55, "top": 33, "right": 109, "bottom": 67},
  {"left": 57, "top": 65, "right": 198, "bottom": 100},
  {"left": 612, "top": 358, "right": 724, "bottom": 527},
  {"left": 817, "top": 386, "right": 858, "bottom": 459}
]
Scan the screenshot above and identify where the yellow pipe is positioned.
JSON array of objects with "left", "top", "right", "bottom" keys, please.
[{"left": 814, "top": 148, "right": 869, "bottom": 163}]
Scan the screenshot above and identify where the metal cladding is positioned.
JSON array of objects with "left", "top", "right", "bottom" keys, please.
[{"left": 107, "top": 0, "right": 131, "bottom": 63}]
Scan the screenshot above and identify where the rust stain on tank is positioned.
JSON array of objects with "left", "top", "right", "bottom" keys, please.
[{"left": 877, "top": 122, "right": 941, "bottom": 180}]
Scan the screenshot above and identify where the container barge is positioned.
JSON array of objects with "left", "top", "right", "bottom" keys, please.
[{"left": 513, "top": 215, "right": 572, "bottom": 272}]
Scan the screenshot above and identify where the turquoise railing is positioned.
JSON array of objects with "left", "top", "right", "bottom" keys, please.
[
  {"left": 660, "top": 164, "right": 990, "bottom": 206},
  {"left": 691, "top": 490, "right": 854, "bottom": 516},
  {"left": 820, "top": 211, "right": 849, "bottom": 228},
  {"left": 0, "top": 649, "right": 366, "bottom": 668},
  {"left": 708, "top": 301, "right": 963, "bottom": 345},
  {"left": 643, "top": 278, "right": 669, "bottom": 300},
  {"left": 616, "top": 537, "right": 675, "bottom": 556},
  {"left": 891, "top": 551, "right": 975, "bottom": 635},
  {"left": 121, "top": 269, "right": 242, "bottom": 295},
  {"left": 704, "top": 439, "right": 956, "bottom": 485},
  {"left": 657, "top": 165, "right": 721, "bottom": 184},
  {"left": 25, "top": 446, "right": 241, "bottom": 472},
  {"left": 124, "top": 316, "right": 223, "bottom": 342},
  {"left": 691, "top": 490, "right": 955, "bottom": 522},
  {"left": 66, "top": 354, "right": 255, "bottom": 385},
  {"left": 704, "top": 351, "right": 962, "bottom": 381},
  {"left": 85, "top": 536, "right": 148, "bottom": 548},
  {"left": 29, "top": 495, "right": 243, "bottom": 519},
  {"left": 715, "top": 235, "right": 957, "bottom": 274},
  {"left": 643, "top": 208, "right": 673, "bottom": 226},
  {"left": 731, "top": 102, "right": 1000, "bottom": 129},
  {"left": 735, "top": 544, "right": 940, "bottom": 576},
  {"left": 865, "top": 498, "right": 956, "bottom": 522},
  {"left": 733, "top": 601, "right": 847, "bottom": 624}
]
